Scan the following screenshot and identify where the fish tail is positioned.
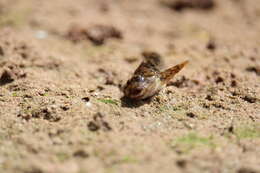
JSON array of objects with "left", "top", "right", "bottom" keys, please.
[{"left": 160, "top": 60, "right": 189, "bottom": 84}]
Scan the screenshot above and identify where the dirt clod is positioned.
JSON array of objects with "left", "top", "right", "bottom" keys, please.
[
  {"left": 0, "top": 64, "right": 26, "bottom": 85},
  {"left": 33, "top": 107, "right": 62, "bottom": 122},
  {"left": 176, "top": 159, "right": 187, "bottom": 168},
  {"left": 86, "top": 25, "right": 122, "bottom": 45},
  {"left": 60, "top": 105, "right": 70, "bottom": 111},
  {"left": 0, "top": 70, "right": 14, "bottom": 85},
  {"left": 186, "top": 112, "right": 196, "bottom": 118},
  {"left": 228, "top": 125, "right": 234, "bottom": 133},
  {"left": 87, "top": 112, "right": 112, "bottom": 132},
  {"left": 73, "top": 150, "right": 89, "bottom": 158},
  {"left": 66, "top": 25, "right": 88, "bottom": 43},
  {"left": 215, "top": 76, "right": 224, "bottom": 84},
  {"left": 168, "top": 76, "right": 199, "bottom": 88},
  {"left": 231, "top": 80, "right": 237, "bottom": 87},
  {"left": 66, "top": 24, "right": 122, "bottom": 45},
  {"left": 237, "top": 168, "right": 257, "bottom": 173},
  {"left": 87, "top": 121, "right": 100, "bottom": 131},
  {"left": 163, "top": 0, "right": 215, "bottom": 11},
  {"left": 82, "top": 97, "right": 90, "bottom": 102},
  {"left": 241, "top": 95, "right": 257, "bottom": 103},
  {"left": 206, "top": 40, "right": 216, "bottom": 51},
  {"left": 18, "top": 104, "right": 63, "bottom": 122},
  {"left": 205, "top": 94, "right": 214, "bottom": 101},
  {"left": 231, "top": 73, "right": 236, "bottom": 78},
  {"left": 245, "top": 66, "right": 260, "bottom": 76}
]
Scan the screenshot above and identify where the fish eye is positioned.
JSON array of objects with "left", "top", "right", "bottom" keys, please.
[{"left": 133, "top": 75, "right": 144, "bottom": 82}]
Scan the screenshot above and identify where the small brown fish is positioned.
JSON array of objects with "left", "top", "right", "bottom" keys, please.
[{"left": 123, "top": 52, "right": 188, "bottom": 100}]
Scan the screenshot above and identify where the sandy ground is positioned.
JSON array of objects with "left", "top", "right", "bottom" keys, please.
[{"left": 0, "top": 0, "right": 259, "bottom": 173}]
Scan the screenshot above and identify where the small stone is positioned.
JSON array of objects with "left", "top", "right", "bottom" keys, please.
[
  {"left": 186, "top": 112, "right": 196, "bottom": 118},
  {"left": 205, "top": 95, "right": 213, "bottom": 101},
  {"left": 164, "top": 0, "right": 215, "bottom": 11},
  {"left": 0, "top": 70, "right": 14, "bottom": 85},
  {"left": 86, "top": 25, "right": 122, "bottom": 45},
  {"left": 206, "top": 40, "right": 216, "bottom": 51},
  {"left": 215, "top": 76, "right": 224, "bottom": 84},
  {"left": 231, "top": 80, "right": 237, "bottom": 87},
  {"left": 87, "top": 121, "right": 100, "bottom": 131},
  {"left": 73, "top": 150, "right": 89, "bottom": 158},
  {"left": 176, "top": 159, "right": 187, "bottom": 168},
  {"left": 242, "top": 95, "right": 257, "bottom": 103},
  {"left": 82, "top": 97, "right": 90, "bottom": 102}
]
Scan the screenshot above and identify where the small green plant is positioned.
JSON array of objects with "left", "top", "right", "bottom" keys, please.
[
  {"left": 43, "top": 93, "right": 49, "bottom": 96},
  {"left": 12, "top": 92, "right": 18, "bottom": 97},
  {"left": 234, "top": 125, "right": 260, "bottom": 139},
  {"left": 121, "top": 156, "right": 136, "bottom": 163},
  {"left": 56, "top": 152, "right": 70, "bottom": 162},
  {"left": 97, "top": 98, "right": 119, "bottom": 105},
  {"left": 117, "top": 156, "right": 138, "bottom": 164},
  {"left": 171, "top": 133, "right": 215, "bottom": 153}
]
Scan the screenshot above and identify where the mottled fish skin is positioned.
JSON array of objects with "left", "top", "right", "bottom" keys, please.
[{"left": 123, "top": 52, "right": 188, "bottom": 100}]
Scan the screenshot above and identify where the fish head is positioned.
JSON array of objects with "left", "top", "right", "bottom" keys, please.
[{"left": 123, "top": 74, "right": 162, "bottom": 100}]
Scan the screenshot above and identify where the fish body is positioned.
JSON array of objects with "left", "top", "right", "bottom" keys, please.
[{"left": 123, "top": 52, "right": 188, "bottom": 100}]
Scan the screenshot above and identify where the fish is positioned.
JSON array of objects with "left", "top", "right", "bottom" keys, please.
[{"left": 123, "top": 51, "right": 188, "bottom": 100}]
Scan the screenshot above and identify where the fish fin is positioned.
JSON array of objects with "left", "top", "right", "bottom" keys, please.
[{"left": 160, "top": 60, "right": 189, "bottom": 84}]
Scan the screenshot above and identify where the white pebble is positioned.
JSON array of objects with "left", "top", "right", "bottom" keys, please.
[
  {"left": 85, "top": 102, "right": 92, "bottom": 108},
  {"left": 35, "top": 30, "right": 48, "bottom": 39}
]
